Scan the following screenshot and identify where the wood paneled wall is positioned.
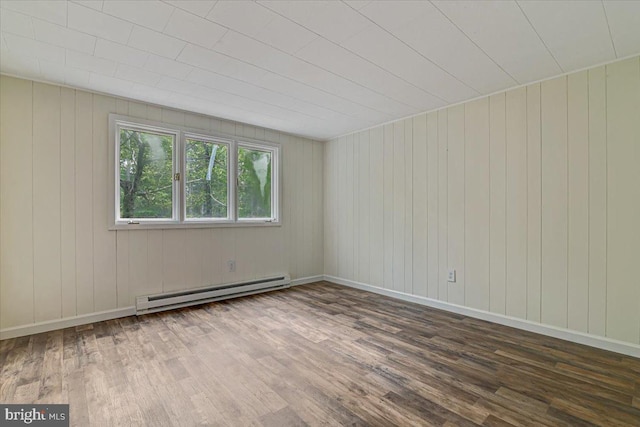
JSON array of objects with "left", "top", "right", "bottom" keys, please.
[
  {"left": 0, "top": 75, "right": 323, "bottom": 330},
  {"left": 324, "top": 57, "right": 640, "bottom": 346}
]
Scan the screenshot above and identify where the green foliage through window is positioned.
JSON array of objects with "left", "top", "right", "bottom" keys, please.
[
  {"left": 185, "top": 139, "right": 228, "bottom": 219},
  {"left": 114, "top": 117, "right": 279, "bottom": 225},
  {"left": 237, "top": 146, "right": 272, "bottom": 219},
  {"left": 119, "top": 128, "right": 173, "bottom": 219}
]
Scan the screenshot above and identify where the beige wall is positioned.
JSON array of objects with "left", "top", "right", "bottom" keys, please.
[
  {"left": 2, "top": 56, "right": 639, "bottom": 346},
  {"left": 324, "top": 56, "right": 640, "bottom": 346},
  {"left": 0, "top": 75, "right": 324, "bottom": 330}
]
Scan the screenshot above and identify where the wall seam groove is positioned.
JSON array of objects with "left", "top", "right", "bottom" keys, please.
[
  {"left": 31, "top": 81, "right": 35, "bottom": 324},
  {"left": 566, "top": 76, "right": 569, "bottom": 328},
  {"left": 525, "top": 87, "right": 529, "bottom": 320},
  {"left": 503, "top": 93, "right": 507, "bottom": 315},
  {"left": 59, "top": 85, "right": 63, "bottom": 320},
  {"left": 505, "top": 94, "right": 509, "bottom": 315},
  {"left": 586, "top": 70, "right": 591, "bottom": 333},
  {"left": 539, "top": 83, "right": 543, "bottom": 323},
  {"left": 445, "top": 111, "right": 449, "bottom": 302},
  {"left": 435, "top": 116, "right": 439, "bottom": 300},
  {"left": 74, "top": 90, "right": 78, "bottom": 315},
  {"left": 462, "top": 106, "right": 466, "bottom": 306},
  {"left": 604, "top": 62, "right": 608, "bottom": 338},
  {"left": 90, "top": 93, "right": 95, "bottom": 313},
  {"left": 488, "top": 99, "right": 492, "bottom": 312}
]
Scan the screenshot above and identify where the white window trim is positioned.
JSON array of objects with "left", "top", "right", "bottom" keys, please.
[
  {"left": 113, "top": 120, "right": 181, "bottom": 226},
  {"left": 236, "top": 141, "right": 280, "bottom": 224},
  {"left": 182, "top": 132, "right": 234, "bottom": 224},
  {"left": 108, "top": 114, "right": 282, "bottom": 230}
]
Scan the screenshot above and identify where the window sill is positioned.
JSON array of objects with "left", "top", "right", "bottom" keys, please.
[{"left": 108, "top": 221, "right": 281, "bottom": 231}]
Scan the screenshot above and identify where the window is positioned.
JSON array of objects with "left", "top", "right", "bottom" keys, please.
[
  {"left": 118, "top": 126, "right": 178, "bottom": 222},
  {"left": 237, "top": 144, "right": 273, "bottom": 219},
  {"left": 184, "top": 137, "right": 229, "bottom": 220},
  {"left": 110, "top": 115, "right": 280, "bottom": 228}
]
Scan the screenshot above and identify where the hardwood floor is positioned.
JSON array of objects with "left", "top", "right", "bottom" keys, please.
[{"left": 1, "top": 281, "right": 639, "bottom": 426}]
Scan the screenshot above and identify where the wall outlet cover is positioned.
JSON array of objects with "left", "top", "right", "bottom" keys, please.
[{"left": 447, "top": 270, "right": 456, "bottom": 283}]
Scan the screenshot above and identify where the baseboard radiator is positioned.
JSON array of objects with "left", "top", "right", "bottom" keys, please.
[{"left": 135, "top": 275, "right": 291, "bottom": 315}]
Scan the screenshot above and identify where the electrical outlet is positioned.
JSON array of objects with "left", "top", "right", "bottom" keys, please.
[
  {"left": 227, "top": 260, "right": 236, "bottom": 272},
  {"left": 447, "top": 270, "right": 456, "bottom": 283}
]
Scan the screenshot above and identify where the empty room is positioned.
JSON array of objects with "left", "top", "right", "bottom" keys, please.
[{"left": 1, "top": 0, "right": 639, "bottom": 425}]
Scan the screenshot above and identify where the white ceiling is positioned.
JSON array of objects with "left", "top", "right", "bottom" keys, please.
[{"left": 1, "top": 1, "right": 639, "bottom": 140}]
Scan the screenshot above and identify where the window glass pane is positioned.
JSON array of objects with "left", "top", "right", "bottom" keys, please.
[
  {"left": 185, "top": 139, "right": 228, "bottom": 219},
  {"left": 119, "top": 128, "right": 174, "bottom": 219},
  {"left": 238, "top": 146, "right": 272, "bottom": 219}
]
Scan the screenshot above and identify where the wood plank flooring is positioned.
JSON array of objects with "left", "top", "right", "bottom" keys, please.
[{"left": 1, "top": 281, "right": 639, "bottom": 426}]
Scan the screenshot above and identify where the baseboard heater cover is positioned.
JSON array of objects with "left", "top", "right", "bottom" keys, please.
[{"left": 136, "top": 275, "right": 291, "bottom": 315}]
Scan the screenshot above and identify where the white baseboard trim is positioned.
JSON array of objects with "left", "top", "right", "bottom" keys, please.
[
  {"left": 324, "top": 275, "right": 640, "bottom": 359},
  {"left": 0, "top": 275, "right": 324, "bottom": 340},
  {"left": 0, "top": 307, "right": 136, "bottom": 340},
  {"left": 291, "top": 275, "right": 324, "bottom": 286}
]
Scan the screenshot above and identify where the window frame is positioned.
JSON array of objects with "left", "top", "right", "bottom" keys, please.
[
  {"left": 108, "top": 114, "right": 282, "bottom": 230},
  {"left": 236, "top": 140, "right": 279, "bottom": 223},
  {"left": 182, "top": 132, "right": 234, "bottom": 224},
  {"left": 113, "top": 120, "right": 181, "bottom": 225}
]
